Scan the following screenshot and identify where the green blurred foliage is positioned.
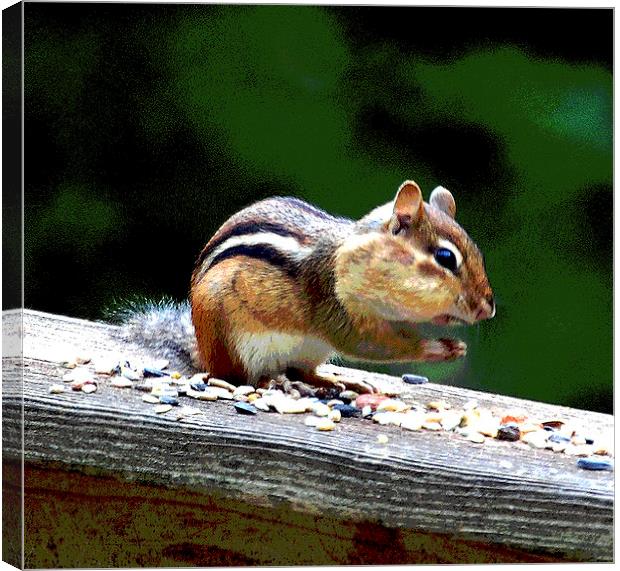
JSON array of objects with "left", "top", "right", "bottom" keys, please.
[{"left": 24, "top": 6, "right": 612, "bottom": 411}]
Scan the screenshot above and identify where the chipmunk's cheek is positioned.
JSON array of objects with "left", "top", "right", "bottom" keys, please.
[{"left": 400, "top": 276, "right": 455, "bottom": 321}]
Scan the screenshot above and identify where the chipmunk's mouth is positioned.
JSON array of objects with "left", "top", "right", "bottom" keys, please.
[{"left": 432, "top": 314, "right": 470, "bottom": 326}]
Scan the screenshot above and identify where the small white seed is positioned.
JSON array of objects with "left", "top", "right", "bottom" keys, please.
[{"left": 154, "top": 404, "right": 173, "bottom": 414}]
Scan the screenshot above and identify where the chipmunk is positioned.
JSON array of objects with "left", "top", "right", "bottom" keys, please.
[{"left": 182, "top": 180, "right": 495, "bottom": 393}]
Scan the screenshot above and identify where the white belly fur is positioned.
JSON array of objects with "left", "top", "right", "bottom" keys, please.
[{"left": 233, "top": 331, "right": 335, "bottom": 380}]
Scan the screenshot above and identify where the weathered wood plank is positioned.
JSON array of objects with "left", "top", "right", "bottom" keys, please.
[{"left": 2, "top": 310, "right": 614, "bottom": 564}]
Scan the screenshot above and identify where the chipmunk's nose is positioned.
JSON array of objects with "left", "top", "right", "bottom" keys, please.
[{"left": 475, "top": 297, "right": 495, "bottom": 321}]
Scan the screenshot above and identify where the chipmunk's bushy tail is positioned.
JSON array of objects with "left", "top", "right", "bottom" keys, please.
[{"left": 106, "top": 297, "right": 198, "bottom": 371}]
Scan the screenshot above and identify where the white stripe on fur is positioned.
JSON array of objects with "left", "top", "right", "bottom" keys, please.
[{"left": 197, "top": 233, "right": 312, "bottom": 279}]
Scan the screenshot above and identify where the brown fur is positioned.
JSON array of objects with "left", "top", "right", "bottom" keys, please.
[{"left": 190, "top": 183, "right": 494, "bottom": 386}]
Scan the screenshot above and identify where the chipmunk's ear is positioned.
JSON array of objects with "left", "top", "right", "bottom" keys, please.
[
  {"left": 429, "top": 186, "right": 456, "bottom": 219},
  {"left": 388, "top": 180, "right": 424, "bottom": 234}
]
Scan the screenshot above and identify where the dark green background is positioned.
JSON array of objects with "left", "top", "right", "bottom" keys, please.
[{"left": 24, "top": 5, "right": 612, "bottom": 412}]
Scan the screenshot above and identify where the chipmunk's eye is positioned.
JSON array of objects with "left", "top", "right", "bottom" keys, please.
[{"left": 434, "top": 247, "right": 458, "bottom": 272}]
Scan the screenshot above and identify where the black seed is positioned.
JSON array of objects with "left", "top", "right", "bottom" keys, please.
[
  {"left": 548, "top": 433, "right": 571, "bottom": 444},
  {"left": 332, "top": 404, "right": 362, "bottom": 418},
  {"left": 585, "top": 437, "right": 595, "bottom": 445},
  {"left": 159, "top": 396, "right": 179, "bottom": 406},
  {"left": 143, "top": 367, "right": 167, "bottom": 378},
  {"left": 577, "top": 458, "right": 613, "bottom": 471},
  {"left": 543, "top": 426, "right": 556, "bottom": 432},
  {"left": 234, "top": 402, "right": 258, "bottom": 415},
  {"left": 402, "top": 374, "right": 429, "bottom": 385},
  {"left": 191, "top": 382, "right": 208, "bottom": 391},
  {"left": 134, "top": 383, "right": 153, "bottom": 392},
  {"left": 497, "top": 425, "right": 521, "bottom": 441}
]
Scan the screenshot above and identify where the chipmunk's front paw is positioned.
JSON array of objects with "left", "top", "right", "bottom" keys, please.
[{"left": 419, "top": 338, "right": 467, "bottom": 362}]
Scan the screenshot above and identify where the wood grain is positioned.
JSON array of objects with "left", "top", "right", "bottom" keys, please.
[{"left": 2, "top": 309, "right": 614, "bottom": 564}]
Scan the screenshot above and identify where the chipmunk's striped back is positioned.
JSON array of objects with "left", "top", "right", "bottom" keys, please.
[
  {"left": 190, "top": 196, "right": 354, "bottom": 382},
  {"left": 192, "top": 196, "right": 353, "bottom": 284}
]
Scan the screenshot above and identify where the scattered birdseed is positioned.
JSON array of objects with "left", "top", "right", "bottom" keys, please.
[
  {"left": 159, "top": 395, "right": 179, "bottom": 406},
  {"left": 372, "top": 412, "right": 404, "bottom": 426},
  {"left": 328, "top": 409, "right": 342, "bottom": 423},
  {"left": 134, "top": 383, "right": 154, "bottom": 392},
  {"left": 577, "top": 458, "right": 613, "bottom": 471},
  {"left": 518, "top": 423, "right": 542, "bottom": 435},
  {"left": 121, "top": 367, "right": 141, "bottom": 381},
  {"left": 422, "top": 421, "right": 443, "bottom": 431},
  {"left": 152, "top": 359, "right": 170, "bottom": 370},
  {"left": 94, "top": 359, "right": 119, "bottom": 375},
  {"left": 175, "top": 406, "right": 201, "bottom": 419},
  {"left": 440, "top": 411, "right": 463, "bottom": 431},
  {"left": 252, "top": 398, "right": 271, "bottom": 412},
  {"left": 63, "top": 368, "right": 95, "bottom": 383},
  {"left": 272, "top": 397, "right": 311, "bottom": 414},
  {"left": 312, "top": 403, "right": 331, "bottom": 417},
  {"left": 424, "top": 412, "right": 443, "bottom": 424},
  {"left": 462, "top": 430, "right": 485, "bottom": 444},
  {"left": 476, "top": 421, "right": 499, "bottom": 438},
  {"left": 327, "top": 399, "right": 344, "bottom": 407},
  {"left": 189, "top": 373, "right": 209, "bottom": 384},
  {"left": 315, "top": 418, "right": 336, "bottom": 431},
  {"left": 497, "top": 425, "right": 521, "bottom": 442},
  {"left": 571, "top": 435, "right": 587, "bottom": 446},
  {"left": 154, "top": 404, "right": 173, "bottom": 414},
  {"left": 110, "top": 377, "right": 134, "bottom": 388},
  {"left": 190, "top": 382, "right": 208, "bottom": 392},
  {"left": 60, "top": 357, "right": 78, "bottom": 369},
  {"left": 49, "top": 384, "right": 65, "bottom": 394},
  {"left": 186, "top": 388, "right": 217, "bottom": 401},
  {"left": 400, "top": 412, "right": 424, "bottom": 431},
  {"left": 541, "top": 420, "right": 565, "bottom": 430},
  {"left": 70, "top": 379, "right": 87, "bottom": 390},
  {"left": 355, "top": 394, "right": 389, "bottom": 411},
  {"left": 548, "top": 441, "right": 568, "bottom": 453},
  {"left": 234, "top": 402, "right": 258, "bottom": 415},
  {"left": 233, "top": 385, "right": 255, "bottom": 397},
  {"left": 460, "top": 408, "right": 481, "bottom": 427},
  {"left": 521, "top": 431, "right": 548, "bottom": 449},
  {"left": 376, "top": 399, "right": 409, "bottom": 413},
  {"left": 401, "top": 373, "right": 429, "bottom": 385},
  {"left": 361, "top": 405, "right": 373, "bottom": 418},
  {"left": 76, "top": 354, "right": 91, "bottom": 365},
  {"left": 338, "top": 390, "right": 359, "bottom": 402},
  {"left": 82, "top": 384, "right": 97, "bottom": 394},
  {"left": 501, "top": 409, "right": 528, "bottom": 425},
  {"left": 427, "top": 400, "right": 450, "bottom": 411},
  {"left": 564, "top": 444, "right": 594, "bottom": 457},
  {"left": 593, "top": 441, "right": 613, "bottom": 456},
  {"left": 332, "top": 404, "right": 361, "bottom": 418},
  {"left": 547, "top": 433, "right": 571, "bottom": 444},
  {"left": 207, "top": 387, "right": 234, "bottom": 400},
  {"left": 151, "top": 385, "right": 179, "bottom": 398},
  {"left": 377, "top": 434, "right": 389, "bottom": 444},
  {"left": 208, "top": 377, "right": 236, "bottom": 392},
  {"left": 142, "top": 394, "right": 159, "bottom": 404}
]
